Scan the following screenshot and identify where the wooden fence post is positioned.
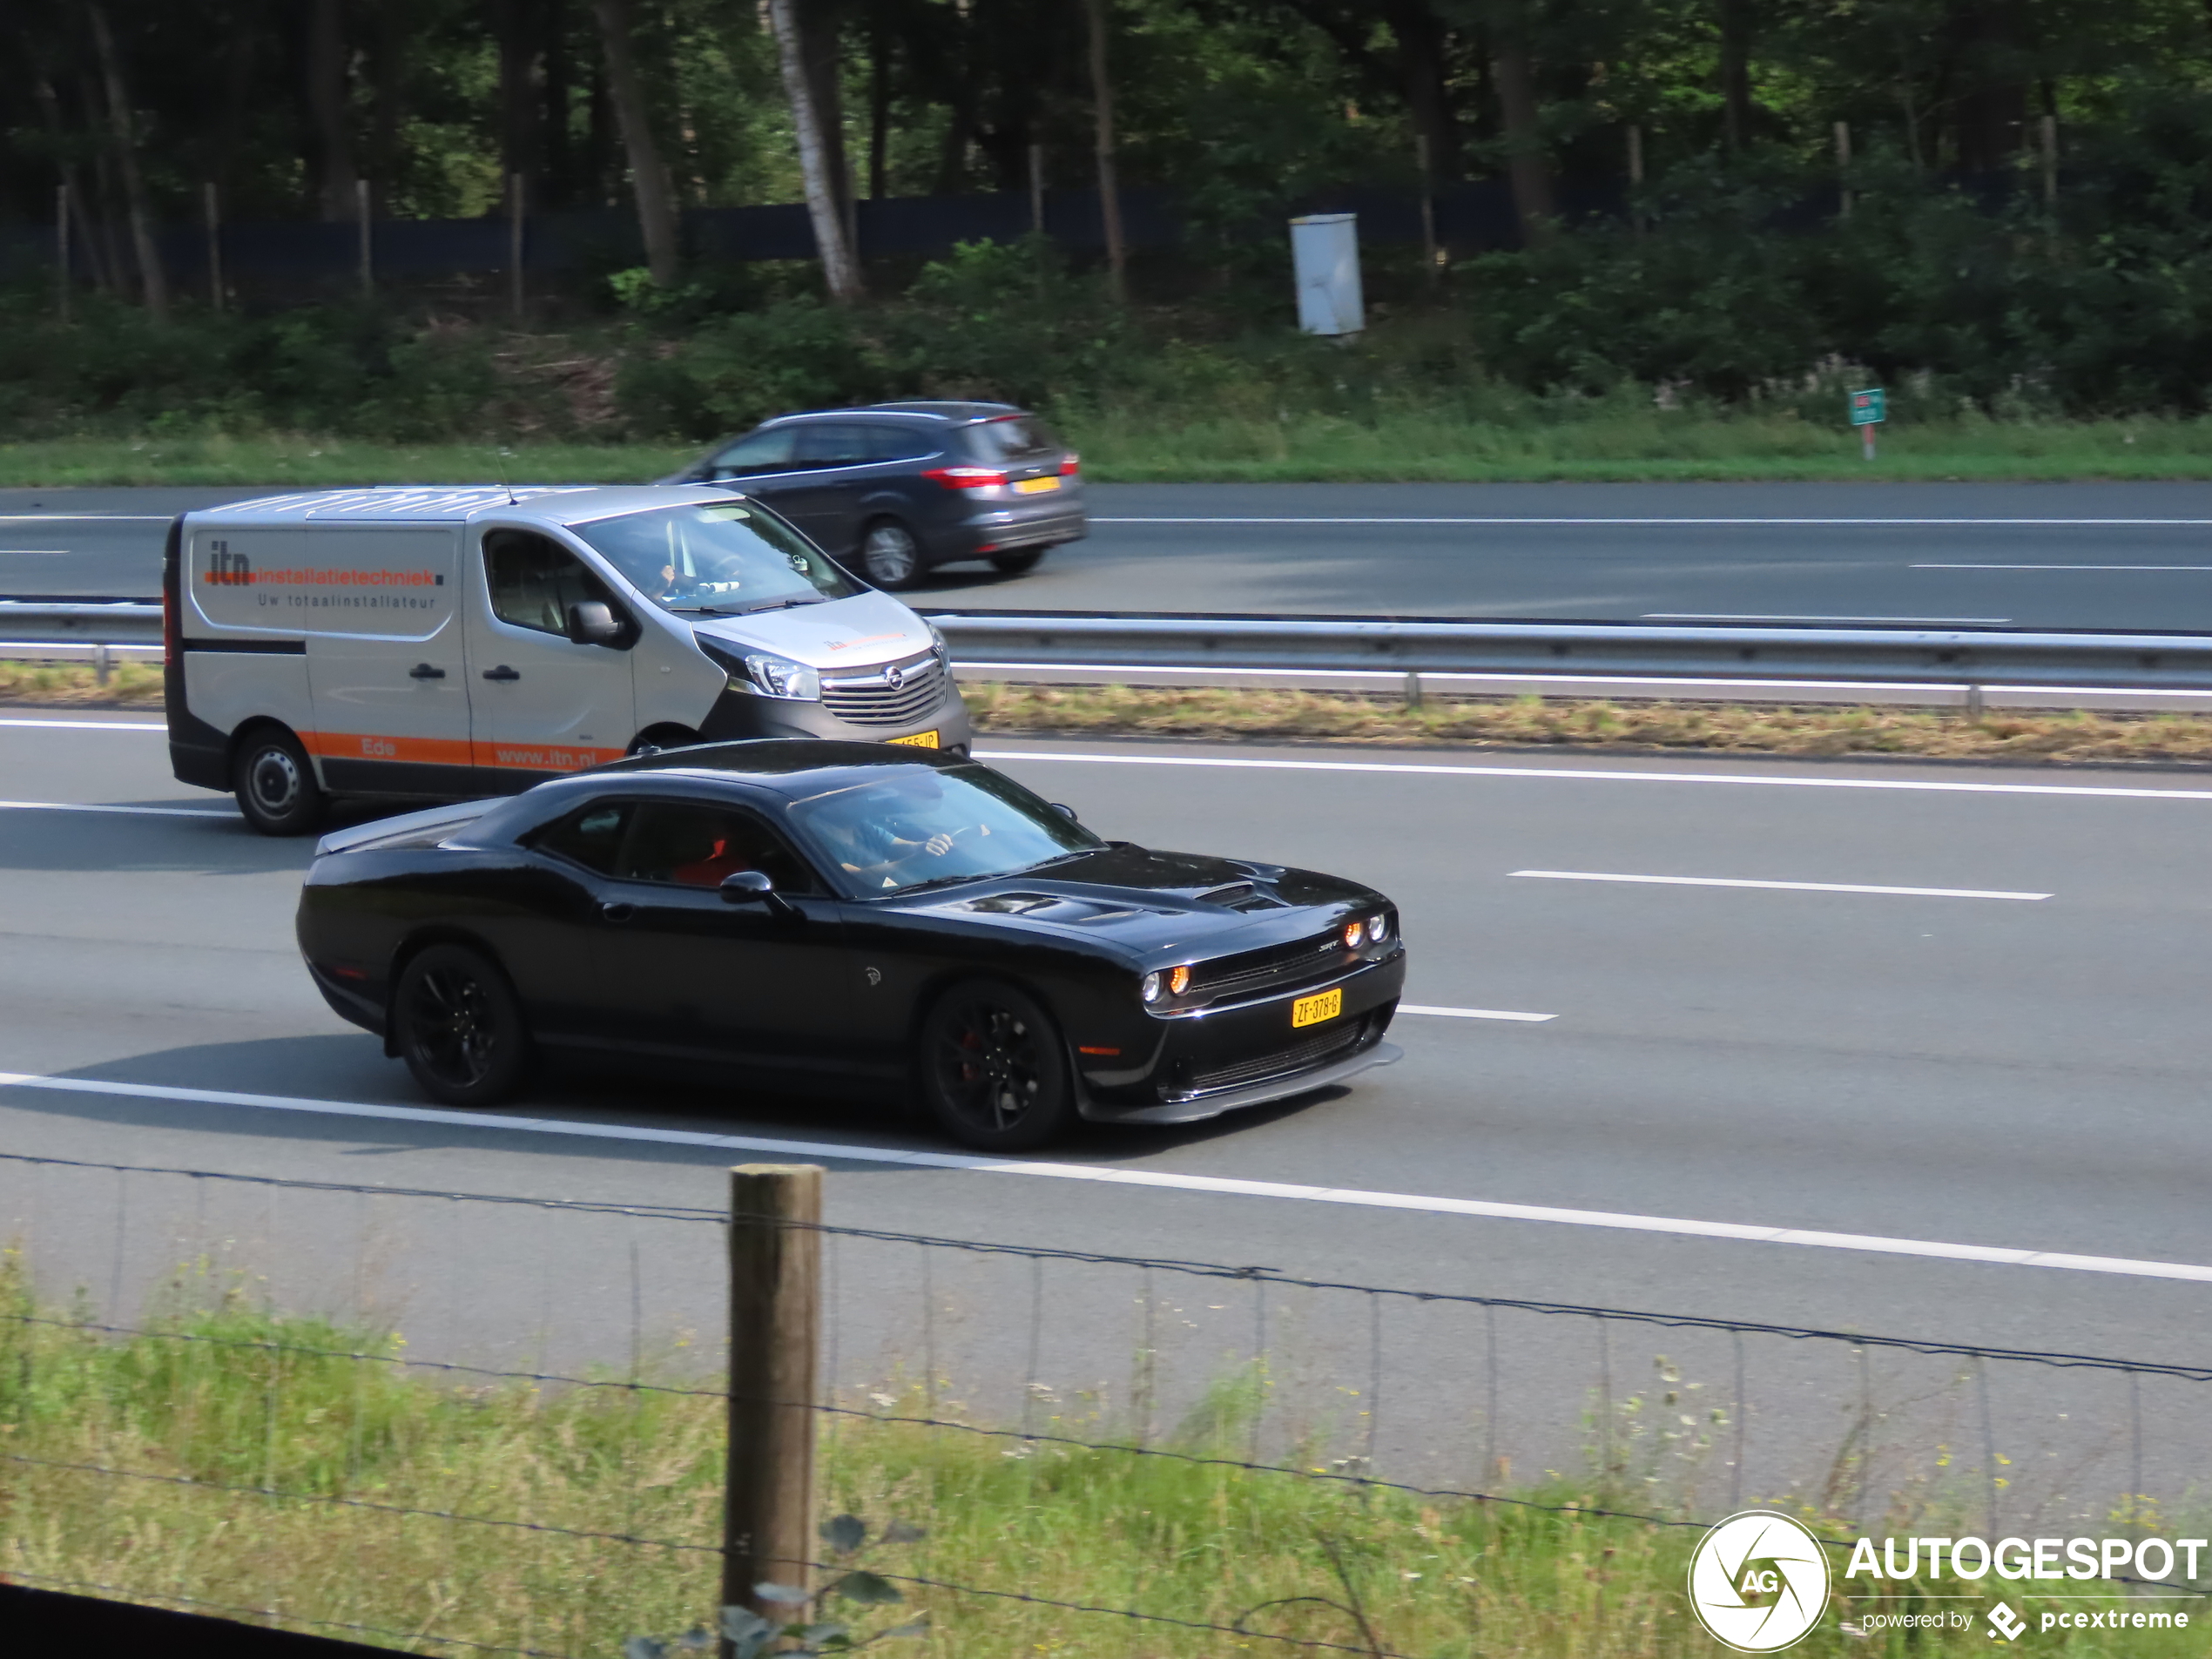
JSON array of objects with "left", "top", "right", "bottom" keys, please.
[
  {"left": 356, "top": 177, "right": 373, "bottom": 297},
  {"left": 204, "top": 181, "right": 224, "bottom": 312},
  {"left": 55, "top": 183, "right": 71, "bottom": 324},
  {"left": 722, "top": 1163, "right": 823, "bottom": 1649},
  {"left": 509, "top": 171, "right": 527, "bottom": 320}
]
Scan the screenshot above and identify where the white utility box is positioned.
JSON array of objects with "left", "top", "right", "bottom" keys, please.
[{"left": 1290, "top": 212, "right": 1364, "bottom": 336}]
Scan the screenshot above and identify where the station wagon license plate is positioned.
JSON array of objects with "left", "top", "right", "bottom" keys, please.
[
  {"left": 1014, "top": 476, "right": 1060, "bottom": 494},
  {"left": 1291, "top": 987, "right": 1343, "bottom": 1028},
  {"left": 885, "top": 730, "right": 940, "bottom": 748}
]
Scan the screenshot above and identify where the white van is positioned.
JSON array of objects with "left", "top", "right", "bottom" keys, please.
[{"left": 164, "top": 485, "right": 972, "bottom": 833}]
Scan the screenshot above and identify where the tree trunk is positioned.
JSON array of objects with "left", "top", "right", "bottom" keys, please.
[
  {"left": 767, "top": 0, "right": 863, "bottom": 300},
  {"left": 1082, "top": 0, "right": 1126, "bottom": 302},
  {"left": 304, "top": 0, "right": 357, "bottom": 221},
  {"left": 30, "top": 72, "right": 116, "bottom": 295},
  {"left": 87, "top": 3, "right": 169, "bottom": 319},
  {"left": 543, "top": 0, "right": 577, "bottom": 207},
  {"left": 588, "top": 0, "right": 680, "bottom": 285},
  {"left": 1947, "top": 0, "right": 2027, "bottom": 172},
  {"left": 1490, "top": 39, "right": 1557, "bottom": 246},
  {"left": 1385, "top": 0, "right": 1458, "bottom": 182},
  {"left": 496, "top": 0, "right": 543, "bottom": 194},
  {"left": 799, "top": 1, "right": 856, "bottom": 251},
  {"left": 867, "top": 14, "right": 889, "bottom": 200},
  {"left": 1718, "top": 0, "right": 1752, "bottom": 151},
  {"left": 364, "top": 0, "right": 408, "bottom": 215}
]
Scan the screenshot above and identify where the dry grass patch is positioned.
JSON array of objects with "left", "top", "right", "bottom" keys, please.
[
  {"left": 969, "top": 683, "right": 2212, "bottom": 765},
  {"left": 0, "top": 660, "right": 163, "bottom": 707}
]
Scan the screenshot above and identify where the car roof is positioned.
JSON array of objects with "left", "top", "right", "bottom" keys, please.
[
  {"left": 592, "top": 738, "right": 968, "bottom": 793},
  {"left": 183, "top": 483, "right": 738, "bottom": 529}
]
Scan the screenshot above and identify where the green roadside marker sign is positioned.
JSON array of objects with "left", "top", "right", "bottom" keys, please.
[{"left": 1850, "top": 388, "right": 1886, "bottom": 425}]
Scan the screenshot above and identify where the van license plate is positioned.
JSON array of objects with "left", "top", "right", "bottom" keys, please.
[
  {"left": 1291, "top": 988, "right": 1343, "bottom": 1028},
  {"left": 886, "top": 731, "right": 940, "bottom": 748},
  {"left": 1014, "top": 476, "right": 1060, "bottom": 494}
]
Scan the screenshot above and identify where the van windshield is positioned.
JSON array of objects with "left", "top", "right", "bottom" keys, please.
[{"left": 572, "top": 502, "right": 863, "bottom": 615}]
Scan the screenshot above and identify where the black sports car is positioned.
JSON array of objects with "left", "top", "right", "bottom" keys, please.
[{"left": 296, "top": 740, "right": 1403, "bottom": 1149}]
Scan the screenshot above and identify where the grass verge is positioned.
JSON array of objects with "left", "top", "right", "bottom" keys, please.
[
  {"left": 12, "top": 666, "right": 2212, "bottom": 766},
  {"left": 3, "top": 1256, "right": 2195, "bottom": 1659},
  {"left": 968, "top": 684, "right": 2212, "bottom": 765},
  {"left": 6, "top": 414, "right": 2212, "bottom": 488}
]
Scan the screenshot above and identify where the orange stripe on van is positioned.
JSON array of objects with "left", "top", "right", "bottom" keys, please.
[{"left": 300, "top": 732, "right": 625, "bottom": 772}]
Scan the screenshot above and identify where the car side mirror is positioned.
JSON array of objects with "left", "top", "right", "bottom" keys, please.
[
  {"left": 719, "top": 870, "right": 797, "bottom": 917},
  {"left": 567, "top": 601, "right": 624, "bottom": 646},
  {"left": 1051, "top": 803, "right": 1079, "bottom": 820}
]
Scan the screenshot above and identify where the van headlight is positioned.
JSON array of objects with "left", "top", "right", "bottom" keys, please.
[
  {"left": 926, "top": 620, "right": 948, "bottom": 662},
  {"left": 737, "top": 651, "right": 819, "bottom": 701}
]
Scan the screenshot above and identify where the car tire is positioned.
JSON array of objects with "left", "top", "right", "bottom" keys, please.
[
  {"left": 391, "top": 943, "right": 534, "bottom": 1107},
  {"left": 918, "top": 980, "right": 1078, "bottom": 1150},
  {"left": 232, "top": 725, "right": 326, "bottom": 837},
  {"left": 988, "top": 547, "right": 1046, "bottom": 575},
  {"left": 858, "top": 518, "right": 924, "bottom": 590}
]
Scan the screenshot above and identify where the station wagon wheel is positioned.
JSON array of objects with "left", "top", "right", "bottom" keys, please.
[
  {"left": 231, "top": 725, "right": 326, "bottom": 837},
  {"left": 858, "top": 518, "right": 923, "bottom": 590},
  {"left": 919, "top": 981, "right": 1076, "bottom": 1150},
  {"left": 392, "top": 943, "right": 533, "bottom": 1107}
]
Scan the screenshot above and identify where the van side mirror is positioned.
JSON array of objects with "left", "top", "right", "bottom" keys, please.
[
  {"left": 567, "top": 601, "right": 624, "bottom": 645},
  {"left": 719, "top": 870, "right": 796, "bottom": 917}
]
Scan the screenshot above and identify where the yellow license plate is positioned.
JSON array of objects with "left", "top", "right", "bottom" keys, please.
[
  {"left": 885, "top": 730, "right": 940, "bottom": 748},
  {"left": 1291, "top": 987, "right": 1343, "bottom": 1028},
  {"left": 1014, "top": 476, "right": 1060, "bottom": 494}
]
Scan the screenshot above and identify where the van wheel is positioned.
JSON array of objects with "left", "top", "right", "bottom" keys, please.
[
  {"left": 858, "top": 519, "right": 923, "bottom": 590},
  {"left": 233, "top": 727, "right": 325, "bottom": 836},
  {"left": 392, "top": 943, "right": 533, "bottom": 1106},
  {"left": 989, "top": 547, "right": 1046, "bottom": 575},
  {"left": 918, "top": 981, "right": 1078, "bottom": 1150}
]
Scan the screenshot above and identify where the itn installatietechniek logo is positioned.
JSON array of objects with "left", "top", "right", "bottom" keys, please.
[{"left": 1687, "top": 1510, "right": 1832, "bottom": 1652}]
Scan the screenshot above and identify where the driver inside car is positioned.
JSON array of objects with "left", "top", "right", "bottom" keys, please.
[{"left": 804, "top": 779, "right": 967, "bottom": 882}]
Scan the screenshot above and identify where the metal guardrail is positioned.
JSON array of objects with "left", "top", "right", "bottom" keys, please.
[{"left": 10, "top": 599, "right": 2212, "bottom": 700}]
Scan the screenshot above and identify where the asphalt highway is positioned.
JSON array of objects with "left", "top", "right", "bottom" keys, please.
[
  {"left": 2, "top": 714, "right": 2209, "bottom": 1514},
  {"left": 13, "top": 481, "right": 2212, "bottom": 628}
]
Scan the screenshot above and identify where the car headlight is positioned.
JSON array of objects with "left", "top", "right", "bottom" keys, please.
[
  {"left": 1368, "top": 912, "right": 1392, "bottom": 945},
  {"left": 738, "top": 650, "right": 819, "bottom": 701},
  {"left": 1341, "top": 920, "right": 1366, "bottom": 949},
  {"left": 1140, "top": 971, "right": 1163, "bottom": 1004}
]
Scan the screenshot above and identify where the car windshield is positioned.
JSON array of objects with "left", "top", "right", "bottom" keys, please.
[
  {"left": 785, "top": 764, "right": 1102, "bottom": 893},
  {"left": 572, "top": 502, "right": 862, "bottom": 614}
]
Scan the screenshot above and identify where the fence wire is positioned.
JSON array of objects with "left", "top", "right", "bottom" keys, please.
[{"left": 1, "top": 1148, "right": 2206, "bottom": 1659}]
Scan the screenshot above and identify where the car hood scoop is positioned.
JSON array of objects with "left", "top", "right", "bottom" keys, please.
[{"left": 948, "top": 891, "right": 1160, "bottom": 925}]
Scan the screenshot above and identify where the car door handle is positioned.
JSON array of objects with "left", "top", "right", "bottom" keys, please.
[
  {"left": 408, "top": 663, "right": 446, "bottom": 680},
  {"left": 600, "top": 901, "right": 636, "bottom": 923},
  {"left": 482, "top": 664, "right": 521, "bottom": 682}
]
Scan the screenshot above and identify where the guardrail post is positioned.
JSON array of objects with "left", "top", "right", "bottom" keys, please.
[
  {"left": 723, "top": 1163, "right": 823, "bottom": 1649},
  {"left": 1403, "top": 670, "right": 1423, "bottom": 708}
]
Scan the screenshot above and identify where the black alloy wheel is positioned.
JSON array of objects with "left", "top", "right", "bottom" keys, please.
[
  {"left": 919, "top": 981, "right": 1077, "bottom": 1150},
  {"left": 231, "top": 726, "right": 326, "bottom": 837},
  {"left": 392, "top": 944, "right": 533, "bottom": 1106},
  {"left": 988, "top": 547, "right": 1046, "bottom": 575},
  {"left": 858, "top": 518, "right": 923, "bottom": 589}
]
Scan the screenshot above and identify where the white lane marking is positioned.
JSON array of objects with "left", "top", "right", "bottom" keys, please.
[
  {"left": 4, "top": 1069, "right": 2208, "bottom": 1283},
  {"left": 1090, "top": 516, "right": 2212, "bottom": 528},
  {"left": 1914, "top": 563, "right": 2212, "bottom": 571},
  {"left": 976, "top": 747, "right": 2212, "bottom": 802},
  {"left": 1642, "top": 612, "right": 2013, "bottom": 624},
  {"left": 0, "top": 718, "right": 166, "bottom": 732},
  {"left": 1511, "top": 869, "right": 2051, "bottom": 901},
  {"left": 0, "top": 550, "right": 70, "bottom": 556},
  {"left": 0, "top": 515, "right": 173, "bottom": 523},
  {"left": 1400, "top": 1004, "right": 1556, "bottom": 1022},
  {"left": 0, "top": 799, "right": 233, "bottom": 819}
]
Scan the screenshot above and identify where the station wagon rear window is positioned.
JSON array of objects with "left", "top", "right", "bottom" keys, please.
[{"left": 573, "top": 502, "right": 861, "bottom": 616}]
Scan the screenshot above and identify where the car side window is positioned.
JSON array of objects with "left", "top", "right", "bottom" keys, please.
[
  {"left": 615, "top": 800, "right": 822, "bottom": 894},
  {"left": 792, "top": 422, "right": 873, "bottom": 468},
  {"left": 483, "top": 530, "right": 626, "bottom": 637},
  {"left": 712, "top": 428, "right": 799, "bottom": 477},
  {"left": 530, "top": 801, "right": 631, "bottom": 873},
  {"left": 864, "top": 423, "right": 937, "bottom": 462}
]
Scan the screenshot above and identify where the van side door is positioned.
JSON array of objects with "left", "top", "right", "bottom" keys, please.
[
  {"left": 300, "top": 525, "right": 473, "bottom": 795},
  {"left": 464, "top": 528, "right": 638, "bottom": 788}
]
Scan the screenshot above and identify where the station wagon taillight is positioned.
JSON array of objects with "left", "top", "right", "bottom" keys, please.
[
  {"left": 921, "top": 466, "right": 1010, "bottom": 490},
  {"left": 1059, "top": 454, "right": 1081, "bottom": 476}
]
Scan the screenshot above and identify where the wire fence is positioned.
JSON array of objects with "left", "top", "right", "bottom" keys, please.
[{"left": 1, "top": 1146, "right": 2207, "bottom": 1657}]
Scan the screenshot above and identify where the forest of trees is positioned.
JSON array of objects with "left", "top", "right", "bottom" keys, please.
[{"left": 10, "top": 0, "right": 2212, "bottom": 435}]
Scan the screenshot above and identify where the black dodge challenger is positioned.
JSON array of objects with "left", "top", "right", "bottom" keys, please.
[{"left": 297, "top": 740, "right": 1403, "bottom": 1149}]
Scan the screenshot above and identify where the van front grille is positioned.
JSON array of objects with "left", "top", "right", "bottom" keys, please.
[{"left": 821, "top": 651, "right": 948, "bottom": 727}]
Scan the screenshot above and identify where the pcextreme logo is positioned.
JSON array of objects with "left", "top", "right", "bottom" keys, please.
[{"left": 1687, "top": 1510, "right": 1831, "bottom": 1652}]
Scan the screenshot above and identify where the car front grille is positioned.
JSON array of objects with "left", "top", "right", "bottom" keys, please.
[
  {"left": 821, "top": 651, "right": 948, "bottom": 727},
  {"left": 1182, "top": 1022, "right": 1366, "bottom": 1094},
  {"left": 1188, "top": 928, "right": 1350, "bottom": 1007}
]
